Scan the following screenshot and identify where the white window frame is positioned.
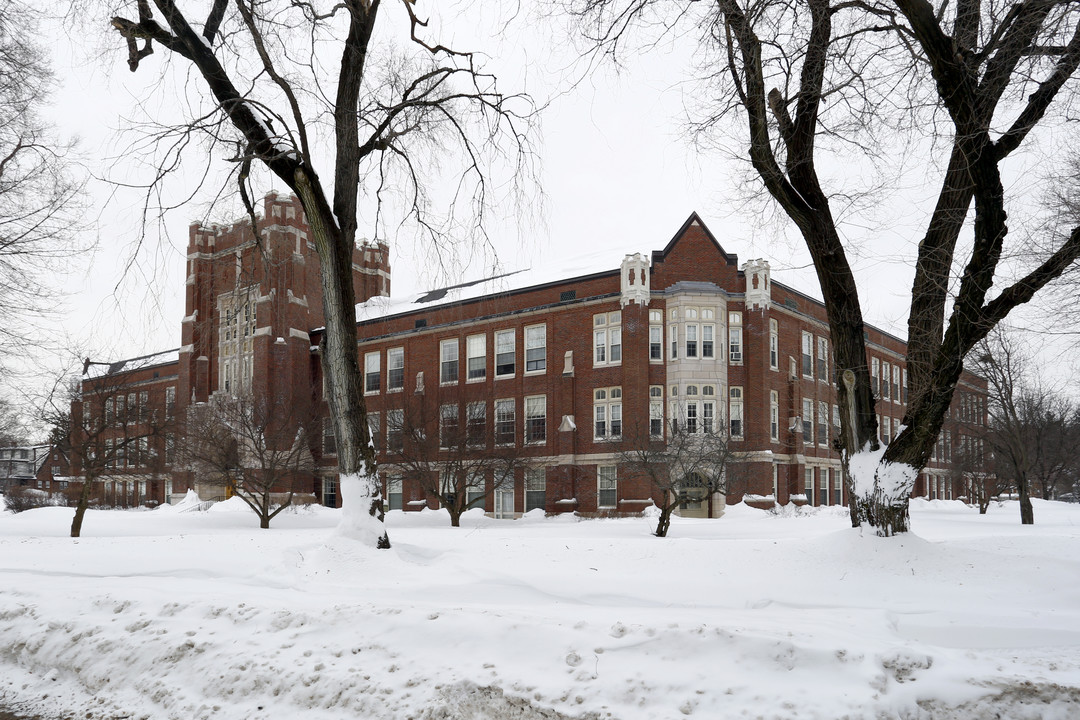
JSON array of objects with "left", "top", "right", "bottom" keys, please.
[
  {"left": 495, "top": 398, "right": 515, "bottom": 446},
  {"left": 728, "top": 312, "right": 743, "bottom": 364},
  {"left": 467, "top": 334, "right": 486, "bottom": 382},
  {"left": 525, "top": 395, "right": 546, "bottom": 445},
  {"left": 440, "top": 339, "right": 459, "bottom": 385},
  {"left": 801, "top": 331, "right": 814, "bottom": 378},
  {"left": 685, "top": 324, "right": 699, "bottom": 358},
  {"left": 802, "top": 398, "right": 813, "bottom": 443},
  {"left": 769, "top": 319, "right": 779, "bottom": 370},
  {"left": 594, "top": 387, "right": 623, "bottom": 440},
  {"left": 770, "top": 390, "right": 779, "bottom": 442},
  {"left": 593, "top": 312, "right": 622, "bottom": 366},
  {"left": 729, "top": 386, "right": 743, "bottom": 438},
  {"left": 364, "top": 351, "right": 380, "bottom": 394},
  {"left": 495, "top": 329, "right": 515, "bottom": 378},
  {"left": 525, "top": 324, "right": 547, "bottom": 373},
  {"left": 598, "top": 465, "right": 617, "bottom": 509},
  {"left": 387, "top": 347, "right": 404, "bottom": 392},
  {"left": 649, "top": 386, "right": 664, "bottom": 438}
]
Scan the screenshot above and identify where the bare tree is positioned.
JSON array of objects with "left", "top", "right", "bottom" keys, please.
[
  {"left": 572, "top": 0, "right": 1080, "bottom": 535},
  {"left": 0, "top": 398, "right": 28, "bottom": 447},
  {"left": 618, "top": 415, "right": 735, "bottom": 538},
  {"left": 972, "top": 329, "right": 1072, "bottom": 524},
  {"left": 0, "top": 2, "right": 86, "bottom": 359},
  {"left": 105, "top": 1, "right": 536, "bottom": 548},
  {"left": 386, "top": 401, "right": 535, "bottom": 527},
  {"left": 46, "top": 358, "right": 175, "bottom": 537},
  {"left": 181, "top": 393, "right": 316, "bottom": 529}
]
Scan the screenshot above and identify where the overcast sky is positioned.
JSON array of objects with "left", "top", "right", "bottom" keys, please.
[{"left": 23, "top": 1, "right": 1075, "bottom": 395}]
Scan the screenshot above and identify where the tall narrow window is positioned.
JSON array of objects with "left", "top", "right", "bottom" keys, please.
[
  {"left": 440, "top": 404, "right": 459, "bottom": 449},
  {"left": 650, "top": 325, "right": 663, "bottom": 361},
  {"left": 323, "top": 417, "right": 337, "bottom": 456},
  {"left": 686, "top": 324, "right": 698, "bottom": 358},
  {"left": 702, "top": 324, "right": 715, "bottom": 359},
  {"left": 365, "top": 351, "right": 380, "bottom": 394},
  {"left": 881, "top": 361, "right": 891, "bottom": 401},
  {"left": 495, "top": 329, "right": 515, "bottom": 377},
  {"left": 729, "top": 387, "right": 744, "bottom": 438},
  {"left": 728, "top": 312, "right": 743, "bottom": 363},
  {"left": 367, "top": 413, "right": 380, "bottom": 451},
  {"left": 892, "top": 365, "right": 901, "bottom": 404},
  {"left": 649, "top": 386, "right": 664, "bottom": 437},
  {"left": 495, "top": 399, "right": 515, "bottom": 446},
  {"left": 883, "top": 415, "right": 891, "bottom": 444},
  {"left": 387, "top": 347, "right": 404, "bottom": 391},
  {"left": 802, "top": 398, "right": 813, "bottom": 443},
  {"left": 440, "top": 339, "right": 458, "bottom": 384},
  {"left": 801, "top": 331, "right": 813, "bottom": 378},
  {"left": 593, "top": 312, "right": 622, "bottom": 366},
  {"left": 525, "top": 324, "right": 546, "bottom": 372},
  {"left": 165, "top": 387, "right": 176, "bottom": 419},
  {"left": 817, "top": 337, "right": 828, "bottom": 381},
  {"left": 770, "top": 391, "right": 779, "bottom": 441},
  {"left": 467, "top": 402, "right": 486, "bottom": 447},
  {"left": 525, "top": 396, "right": 546, "bottom": 444},
  {"left": 819, "top": 468, "right": 829, "bottom": 506},
  {"left": 467, "top": 334, "right": 486, "bottom": 381},
  {"left": 805, "top": 468, "right": 814, "bottom": 505},
  {"left": 703, "top": 388, "right": 715, "bottom": 434},
  {"left": 871, "top": 357, "right": 880, "bottom": 397},
  {"left": 387, "top": 475, "right": 403, "bottom": 511},
  {"left": 387, "top": 409, "right": 403, "bottom": 452},
  {"left": 817, "top": 401, "right": 828, "bottom": 446},
  {"left": 598, "top": 466, "right": 617, "bottom": 508},
  {"left": 669, "top": 324, "right": 678, "bottom": 360},
  {"left": 525, "top": 467, "right": 546, "bottom": 512},
  {"left": 902, "top": 368, "right": 908, "bottom": 404},
  {"left": 769, "top": 319, "right": 779, "bottom": 370},
  {"left": 594, "top": 388, "right": 622, "bottom": 439}
]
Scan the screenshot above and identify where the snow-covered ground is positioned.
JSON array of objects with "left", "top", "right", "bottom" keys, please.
[{"left": 2, "top": 497, "right": 1079, "bottom": 719}]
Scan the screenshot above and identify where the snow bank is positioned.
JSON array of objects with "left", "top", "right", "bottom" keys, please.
[{"left": 1, "top": 500, "right": 1079, "bottom": 719}]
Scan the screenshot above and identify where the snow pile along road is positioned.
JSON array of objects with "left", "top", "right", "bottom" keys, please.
[{"left": 1, "top": 499, "right": 1079, "bottom": 719}]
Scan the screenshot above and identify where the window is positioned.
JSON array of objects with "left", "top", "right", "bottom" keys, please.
[
  {"left": 871, "top": 357, "right": 880, "bottom": 398},
  {"left": 365, "top": 352, "right": 380, "bottom": 393},
  {"left": 817, "top": 337, "right": 828, "bottom": 382},
  {"left": 367, "top": 413, "right": 380, "bottom": 451},
  {"left": 322, "top": 477, "right": 338, "bottom": 508},
  {"left": 323, "top": 417, "right": 337, "bottom": 455},
  {"left": 892, "top": 365, "right": 901, "bottom": 404},
  {"left": 116, "top": 394, "right": 126, "bottom": 425},
  {"left": 593, "top": 312, "right": 622, "bottom": 366},
  {"left": 387, "top": 347, "right": 404, "bottom": 391},
  {"left": 594, "top": 387, "right": 623, "bottom": 439},
  {"left": 649, "top": 311, "right": 663, "bottom": 361},
  {"left": 387, "top": 409, "right": 403, "bottom": 452},
  {"left": 525, "top": 467, "right": 546, "bottom": 512},
  {"left": 496, "top": 330, "right": 515, "bottom": 377},
  {"left": 902, "top": 368, "right": 908, "bottom": 404},
  {"left": 702, "top": 324, "right": 715, "bottom": 359},
  {"left": 165, "top": 387, "right": 176, "bottom": 419},
  {"left": 801, "top": 331, "right": 813, "bottom": 378},
  {"left": 116, "top": 440, "right": 126, "bottom": 469},
  {"left": 805, "top": 468, "right": 814, "bottom": 505},
  {"left": 833, "top": 468, "right": 841, "bottom": 506},
  {"left": 440, "top": 339, "right": 458, "bottom": 384},
  {"left": 525, "top": 395, "right": 546, "bottom": 444},
  {"left": 729, "top": 387, "right": 743, "bottom": 438},
  {"left": 769, "top": 319, "right": 779, "bottom": 370},
  {"left": 495, "top": 399, "right": 515, "bottom": 446},
  {"left": 702, "top": 386, "right": 716, "bottom": 434},
  {"left": 139, "top": 391, "right": 149, "bottom": 423},
  {"left": 440, "top": 404, "right": 459, "bottom": 449},
  {"left": 669, "top": 324, "right": 678, "bottom": 360},
  {"left": 165, "top": 434, "right": 175, "bottom": 466},
  {"left": 770, "top": 391, "right": 779, "bottom": 441},
  {"left": 817, "top": 401, "right": 828, "bottom": 446},
  {"left": 650, "top": 386, "right": 664, "bottom": 437},
  {"left": 466, "top": 472, "right": 485, "bottom": 510},
  {"left": 686, "top": 324, "right": 698, "bottom": 358},
  {"left": 467, "top": 402, "right": 486, "bottom": 447},
  {"left": 802, "top": 398, "right": 813, "bottom": 443},
  {"left": 467, "top": 334, "right": 486, "bottom": 381},
  {"left": 882, "top": 416, "right": 891, "bottom": 444},
  {"left": 882, "top": 361, "right": 891, "bottom": 401},
  {"left": 525, "top": 325, "right": 546, "bottom": 372},
  {"left": 728, "top": 312, "right": 743, "bottom": 363},
  {"left": 832, "top": 405, "right": 841, "bottom": 443},
  {"left": 820, "top": 468, "right": 829, "bottom": 506},
  {"left": 598, "top": 465, "right": 617, "bottom": 508},
  {"left": 386, "top": 475, "right": 403, "bottom": 511}
]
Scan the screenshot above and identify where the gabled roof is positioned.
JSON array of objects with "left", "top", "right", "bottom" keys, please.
[{"left": 652, "top": 212, "right": 739, "bottom": 268}]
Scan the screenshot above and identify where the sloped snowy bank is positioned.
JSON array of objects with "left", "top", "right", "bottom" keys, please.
[{"left": 1, "top": 499, "right": 1079, "bottom": 719}]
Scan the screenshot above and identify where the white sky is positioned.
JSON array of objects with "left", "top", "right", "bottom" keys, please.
[{"left": 16, "top": 1, "right": 1076, "bottom": 404}]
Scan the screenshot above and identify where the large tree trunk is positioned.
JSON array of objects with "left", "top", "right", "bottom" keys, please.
[{"left": 293, "top": 171, "right": 388, "bottom": 549}]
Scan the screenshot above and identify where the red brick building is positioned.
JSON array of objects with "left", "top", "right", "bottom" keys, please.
[{"left": 55, "top": 193, "right": 989, "bottom": 513}]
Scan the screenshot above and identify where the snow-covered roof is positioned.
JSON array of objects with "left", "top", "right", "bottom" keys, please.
[
  {"left": 353, "top": 245, "right": 638, "bottom": 324},
  {"left": 83, "top": 349, "right": 181, "bottom": 379}
]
